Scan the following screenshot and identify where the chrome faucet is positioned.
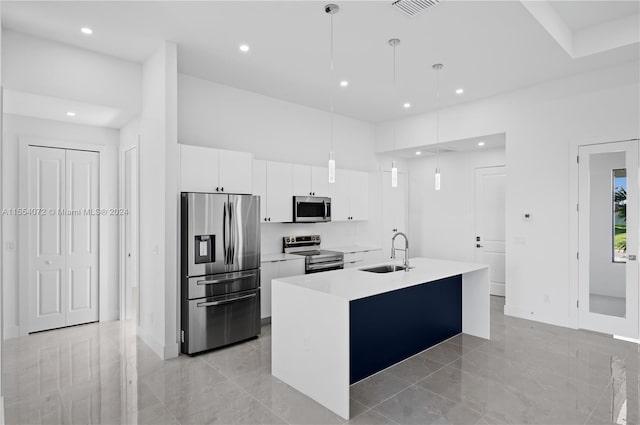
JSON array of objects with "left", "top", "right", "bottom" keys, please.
[{"left": 391, "top": 232, "right": 409, "bottom": 270}]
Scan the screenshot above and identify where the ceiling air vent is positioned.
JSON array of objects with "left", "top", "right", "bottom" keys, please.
[{"left": 392, "top": 0, "right": 442, "bottom": 17}]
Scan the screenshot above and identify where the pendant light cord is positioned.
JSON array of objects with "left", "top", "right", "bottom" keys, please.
[
  {"left": 393, "top": 42, "right": 397, "bottom": 152},
  {"left": 435, "top": 65, "right": 440, "bottom": 170},
  {"left": 330, "top": 12, "right": 334, "bottom": 152}
]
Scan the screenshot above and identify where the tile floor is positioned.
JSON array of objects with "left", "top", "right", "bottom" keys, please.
[{"left": 3, "top": 296, "right": 640, "bottom": 424}]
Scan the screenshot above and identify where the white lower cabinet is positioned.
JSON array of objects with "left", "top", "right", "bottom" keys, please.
[
  {"left": 343, "top": 249, "right": 383, "bottom": 269},
  {"left": 260, "top": 258, "right": 304, "bottom": 319}
]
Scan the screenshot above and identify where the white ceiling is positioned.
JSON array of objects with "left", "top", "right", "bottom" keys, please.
[
  {"left": 2, "top": 1, "right": 639, "bottom": 123},
  {"left": 550, "top": 1, "right": 640, "bottom": 31},
  {"left": 392, "top": 132, "right": 506, "bottom": 159}
]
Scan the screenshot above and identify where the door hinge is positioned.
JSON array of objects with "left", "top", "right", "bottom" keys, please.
[
  {"left": 577, "top": 155, "right": 579, "bottom": 163},
  {"left": 577, "top": 252, "right": 579, "bottom": 260},
  {"left": 180, "top": 330, "right": 185, "bottom": 343},
  {"left": 577, "top": 300, "right": 579, "bottom": 308},
  {"left": 576, "top": 203, "right": 579, "bottom": 212}
]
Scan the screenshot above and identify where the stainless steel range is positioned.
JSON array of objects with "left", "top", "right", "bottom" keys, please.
[{"left": 283, "top": 235, "right": 344, "bottom": 274}]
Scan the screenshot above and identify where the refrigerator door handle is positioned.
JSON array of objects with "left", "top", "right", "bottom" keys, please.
[
  {"left": 196, "top": 292, "right": 257, "bottom": 308},
  {"left": 227, "top": 201, "right": 233, "bottom": 265},
  {"left": 223, "top": 201, "right": 228, "bottom": 265}
]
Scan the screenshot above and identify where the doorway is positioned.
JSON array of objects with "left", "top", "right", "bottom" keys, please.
[
  {"left": 474, "top": 166, "right": 506, "bottom": 296},
  {"left": 122, "top": 146, "right": 139, "bottom": 321},
  {"left": 27, "top": 145, "right": 100, "bottom": 333},
  {"left": 578, "top": 140, "right": 639, "bottom": 338}
]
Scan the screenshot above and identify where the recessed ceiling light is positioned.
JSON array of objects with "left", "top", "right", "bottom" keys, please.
[
  {"left": 403, "top": 102, "right": 411, "bottom": 109},
  {"left": 340, "top": 80, "right": 349, "bottom": 87},
  {"left": 239, "top": 44, "right": 250, "bottom": 53},
  {"left": 66, "top": 111, "right": 76, "bottom": 117},
  {"left": 455, "top": 88, "right": 464, "bottom": 95},
  {"left": 477, "top": 141, "right": 485, "bottom": 147},
  {"left": 80, "top": 27, "right": 93, "bottom": 35},
  {"left": 415, "top": 151, "right": 422, "bottom": 155}
]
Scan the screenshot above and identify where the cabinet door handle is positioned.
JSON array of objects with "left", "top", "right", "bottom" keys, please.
[
  {"left": 268, "top": 217, "right": 271, "bottom": 221},
  {"left": 216, "top": 187, "right": 219, "bottom": 192},
  {"left": 476, "top": 244, "right": 483, "bottom": 248},
  {"left": 312, "top": 192, "right": 315, "bottom": 196},
  {"left": 221, "top": 187, "right": 224, "bottom": 192}
]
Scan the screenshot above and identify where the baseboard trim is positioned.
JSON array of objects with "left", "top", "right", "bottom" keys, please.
[
  {"left": 504, "top": 303, "right": 573, "bottom": 329},
  {"left": 490, "top": 282, "right": 505, "bottom": 297},
  {"left": 3, "top": 325, "right": 20, "bottom": 340},
  {"left": 136, "top": 325, "right": 164, "bottom": 359}
]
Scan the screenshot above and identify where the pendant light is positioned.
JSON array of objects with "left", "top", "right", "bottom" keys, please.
[
  {"left": 389, "top": 38, "right": 400, "bottom": 188},
  {"left": 326, "top": 4, "right": 339, "bottom": 183},
  {"left": 433, "top": 63, "right": 443, "bottom": 191}
]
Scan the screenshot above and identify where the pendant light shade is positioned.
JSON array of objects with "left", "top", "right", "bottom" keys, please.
[
  {"left": 391, "top": 160, "right": 398, "bottom": 187},
  {"left": 433, "top": 63, "right": 443, "bottom": 191},
  {"left": 328, "top": 151, "right": 336, "bottom": 183},
  {"left": 389, "top": 38, "right": 401, "bottom": 188}
]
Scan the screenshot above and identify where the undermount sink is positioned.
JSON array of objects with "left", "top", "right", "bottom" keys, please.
[{"left": 360, "top": 264, "right": 412, "bottom": 273}]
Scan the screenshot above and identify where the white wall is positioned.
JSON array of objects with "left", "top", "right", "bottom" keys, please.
[
  {"left": 378, "top": 61, "right": 640, "bottom": 328},
  {"left": 178, "top": 73, "right": 384, "bottom": 254},
  {"left": 1, "top": 114, "right": 120, "bottom": 338},
  {"left": 408, "top": 148, "right": 506, "bottom": 262},
  {"left": 178, "top": 74, "right": 378, "bottom": 171},
  {"left": 589, "top": 152, "right": 626, "bottom": 298},
  {"left": 137, "top": 43, "right": 178, "bottom": 359},
  {"left": 1, "top": 30, "right": 140, "bottom": 125}
]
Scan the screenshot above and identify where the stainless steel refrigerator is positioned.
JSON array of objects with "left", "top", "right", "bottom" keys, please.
[{"left": 181, "top": 192, "right": 261, "bottom": 355}]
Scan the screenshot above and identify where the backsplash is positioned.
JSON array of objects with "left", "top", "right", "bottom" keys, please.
[{"left": 260, "top": 221, "right": 374, "bottom": 254}]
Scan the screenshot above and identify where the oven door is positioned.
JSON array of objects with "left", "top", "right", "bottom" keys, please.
[
  {"left": 306, "top": 261, "right": 344, "bottom": 274},
  {"left": 293, "top": 196, "right": 331, "bottom": 222}
]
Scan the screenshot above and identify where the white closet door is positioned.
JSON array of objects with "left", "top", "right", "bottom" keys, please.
[
  {"left": 65, "top": 150, "right": 100, "bottom": 326},
  {"left": 28, "top": 146, "right": 67, "bottom": 332}
]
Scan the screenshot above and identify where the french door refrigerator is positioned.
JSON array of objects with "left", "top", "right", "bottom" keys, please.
[{"left": 181, "top": 192, "right": 261, "bottom": 354}]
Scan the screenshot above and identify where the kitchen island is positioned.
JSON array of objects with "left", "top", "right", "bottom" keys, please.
[{"left": 271, "top": 257, "right": 490, "bottom": 420}]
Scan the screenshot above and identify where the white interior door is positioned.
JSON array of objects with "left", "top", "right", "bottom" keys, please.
[
  {"left": 578, "top": 140, "right": 639, "bottom": 338},
  {"left": 28, "top": 146, "right": 100, "bottom": 333},
  {"left": 474, "top": 166, "right": 506, "bottom": 296},
  {"left": 124, "top": 147, "right": 138, "bottom": 321},
  {"left": 28, "top": 146, "right": 67, "bottom": 332},
  {"left": 65, "top": 150, "right": 99, "bottom": 326}
]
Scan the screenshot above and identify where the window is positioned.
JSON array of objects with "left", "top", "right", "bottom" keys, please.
[{"left": 613, "top": 168, "right": 627, "bottom": 263}]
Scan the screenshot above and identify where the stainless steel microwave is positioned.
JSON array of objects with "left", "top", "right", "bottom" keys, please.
[{"left": 293, "top": 196, "right": 331, "bottom": 223}]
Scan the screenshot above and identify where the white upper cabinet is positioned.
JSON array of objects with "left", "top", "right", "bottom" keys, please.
[
  {"left": 330, "top": 169, "right": 369, "bottom": 221},
  {"left": 349, "top": 171, "right": 369, "bottom": 221},
  {"left": 180, "top": 145, "right": 252, "bottom": 194},
  {"left": 219, "top": 149, "right": 253, "bottom": 194},
  {"left": 292, "top": 165, "right": 312, "bottom": 196},
  {"left": 180, "top": 145, "right": 220, "bottom": 193},
  {"left": 330, "top": 169, "right": 350, "bottom": 221},
  {"left": 252, "top": 160, "right": 267, "bottom": 222},
  {"left": 311, "top": 166, "right": 330, "bottom": 197},
  {"left": 292, "top": 165, "right": 330, "bottom": 197},
  {"left": 383, "top": 170, "right": 407, "bottom": 234},
  {"left": 266, "top": 161, "right": 293, "bottom": 223}
]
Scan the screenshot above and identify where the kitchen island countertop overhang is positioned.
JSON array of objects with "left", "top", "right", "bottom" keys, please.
[{"left": 271, "top": 257, "right": 490, "bottom": 420}]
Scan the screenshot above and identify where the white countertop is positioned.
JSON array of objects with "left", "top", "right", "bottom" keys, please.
[
  {"left": 274, "top": 257, "right": 488, "bottom": 301},
  {"left": 261, "top": 253, "right": 304, "bottom": 263},
  {"left": 325, "top": 245, "right": 381, "bottom": 254}
]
